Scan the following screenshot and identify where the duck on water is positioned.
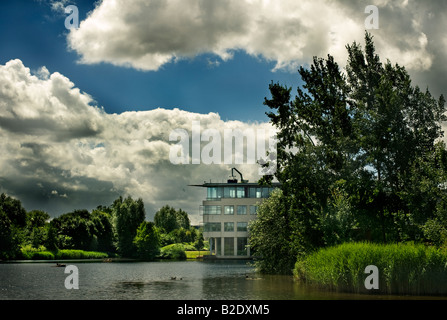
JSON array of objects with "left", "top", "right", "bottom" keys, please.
[{"left": 54, "top": 263, "right": 66, "bottom": 267}]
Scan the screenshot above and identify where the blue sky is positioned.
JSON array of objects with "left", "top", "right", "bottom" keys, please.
[
  {"left": 0, "top": 0, "right": 445, "bottom": 220},
  {"left": 0, "top": 0, "right": 301, "bottom": 123}
]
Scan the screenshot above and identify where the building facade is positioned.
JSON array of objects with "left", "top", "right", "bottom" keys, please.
[{"left": 191, "top": 171, "right": 280, "bottom": 258}]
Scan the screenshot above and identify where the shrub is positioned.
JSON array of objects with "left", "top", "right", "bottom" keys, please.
[
  {"left": 20, "top": 245, "right": 55, "bottom": 260},
  {"left": 54, "top": 249, "right": 108, "bottom": 259},
  {"left": 159, "top": 244, "right": 187, "bottom": 260}
]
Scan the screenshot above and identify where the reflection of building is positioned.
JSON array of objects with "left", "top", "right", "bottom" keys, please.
[{"left": 190, "top": 168, "right": 280, "bottom": 259}]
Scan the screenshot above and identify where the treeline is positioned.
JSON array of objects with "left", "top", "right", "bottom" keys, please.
[
  {"left": 0, "top": 194, "right": 204, "bottom": 260},
  {"left": 249, "top": 33, "right": 447, "bottom": 275}
]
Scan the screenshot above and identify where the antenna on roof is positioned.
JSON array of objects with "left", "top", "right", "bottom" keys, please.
[{"left": 228, "top": 167, "right": 248, "bottom": 183}]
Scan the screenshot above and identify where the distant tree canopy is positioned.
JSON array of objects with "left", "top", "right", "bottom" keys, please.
[
  {"left": 49, "top": 208, "right": 114, "bottom": 252},
  {"left": 154, "top": 205, "right": 191, "bottom": 233},
  {"left": 251, "top": 32, "right": 447, "bottom": 274},
  {"left": 0, "top": 192, "right": 201, "bottom": 260}
]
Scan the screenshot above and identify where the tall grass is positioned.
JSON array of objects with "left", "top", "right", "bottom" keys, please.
[{"left": 294, "top": 242, "right": 447, "bottom": 295}]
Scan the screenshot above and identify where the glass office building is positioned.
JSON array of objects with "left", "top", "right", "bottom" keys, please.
[{"left": 191, "top": 174, "right": 280, "bottom": 258}]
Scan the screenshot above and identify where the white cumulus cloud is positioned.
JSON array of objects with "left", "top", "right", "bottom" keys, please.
[
  {"left": 66, "top": 0, "right": 444, "bottom": 77},
  {"left": 0, "top": 59, "right": 275, "bottom": 222}
]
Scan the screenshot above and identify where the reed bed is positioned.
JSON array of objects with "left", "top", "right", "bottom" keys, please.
[{"left": 294, "top": 242, "right": 447, "bottom": 295}]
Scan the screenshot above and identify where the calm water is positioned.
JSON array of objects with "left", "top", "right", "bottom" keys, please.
[{"left": 0, "top": 260, "right": 445, "bottom": 300}]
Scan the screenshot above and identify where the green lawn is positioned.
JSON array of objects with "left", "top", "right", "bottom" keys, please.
[{"left": 185, "top": 250, "right": 210, "bottom": 259}]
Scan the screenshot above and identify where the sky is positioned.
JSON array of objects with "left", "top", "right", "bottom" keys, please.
[{"left": 0, "top": 0, "right": 446, "bottom": 223}]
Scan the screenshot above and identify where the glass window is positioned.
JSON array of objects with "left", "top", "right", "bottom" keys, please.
[
  {"left": 237, "top": 237, "right": 248, "bottom": 256},
  {"left": 224, "top": 187, "right": 236, "bottom": 198},
  {"left": 207, "top": 187, "right": 216, "bottom": 199},
  {"left": 249, "top": 187, "right": 257, "bottom": 198},
  {"left": 236, "top": 187, "right": 245, "bottom": 198},
  {"left": 237, "top": 205, "right": 247, "bottom": 215},
  {"left": 250, "top": 205, "right": 257, "bottom": 215},
  {"left": 224, "top": 222, "right": 234, "bottom": 232},
  {"left": 204, "top": 205, "right": 221, "bottom": 215},
  {"left": 224, "top": 237, "right": 234, "bottom": 256},
  {"left": 224, "top": 205, "right": 234, "bottom": 215},
  {"left": 207, "top": 187, "right": 223, "bottom": 199},
  {"left": 237, "top": 222, "right": 248, "bottom": 232},
  {"left": 204, "top": 222, "right": 221, "bottom": 232}
]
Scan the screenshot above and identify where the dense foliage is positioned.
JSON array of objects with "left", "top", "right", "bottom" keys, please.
[
  {"left": 250, "top": 33, "right": 447, "bottom": 274},
  {"left": 0, "top": 193, "right": 203, "bottom": 260}
]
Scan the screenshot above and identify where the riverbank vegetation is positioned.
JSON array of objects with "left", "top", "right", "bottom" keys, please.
[
  {"left": 19, "top": 246, "right": 109, "bottom": 260},
  {"left": 0, "top": 193, "right": 205, "bottom": 261},
  {"left": 249, "top": 33, "right": 447, "bottom": 295},
  {"left": 293, "top": 242, "right": 447, "bottom": 295}
]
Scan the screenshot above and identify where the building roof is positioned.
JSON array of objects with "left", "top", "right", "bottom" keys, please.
[{"left": 189, "top": 181, "right": 281, "bottom": 188}]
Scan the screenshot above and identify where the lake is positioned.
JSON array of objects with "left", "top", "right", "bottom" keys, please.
[{"left": 0, "top": 260, "right": 445, "bottom": 300}]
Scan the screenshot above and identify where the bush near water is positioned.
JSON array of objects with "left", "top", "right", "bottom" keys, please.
[
  {"left": 294, "top": 242, "right": 447, "bottom": 295},
  {"left": 19, "top": 245, "right": 110, "bottom": 260},
  {"left": 0, "top": 193, "right": 207, "bottom": 261}
]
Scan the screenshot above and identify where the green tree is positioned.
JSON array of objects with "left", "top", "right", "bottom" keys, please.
[
  {"left": 176, "top": 209, "right": 191, "bottom": 230},
  {"left": 50, "top": 209, "right": 95, "bottom": 250},
  {"left": 0, "top": 193, "right": 27, "bottom": 228},
  {"left": 25, "top": 210, "right": 50, "bottom": 249},
  {"left": 194, "top": 229, "right": 205, "bottom": 250},
  {"left": 112, "top": 196, "right": 146, "bottom": 257},
  {"left": 133, "top": 221, "right": 160, "bottom": 260},
  {"left": 249, "top": 189, "right": 298, "bottom": 274},
  {"left": 154, "top": 205, "right": 191, "bottom": 234},
  {"left": 45, "top": 223, "right": 58, "bottom": 251},
  {"left": 0, "top": 194, "right": 27, "bottom": 259},
  {"left": 91, "top": 209, "right": 115, "bottom": 252},
  {"left": 259, "top": 32, "right": 447, "bottom": 271},
  {"left": 319, "top": 180, "right": 359, "bottom": 246},
  {"left": 0, "top": 209, "right": 21, "bottom": 259}
]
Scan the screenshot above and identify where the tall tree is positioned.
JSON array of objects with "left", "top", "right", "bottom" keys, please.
[
  {"left": 260, "top": 31, "right": 447, "bottom": 266},
  {"left": 91, "top": 209, "right": 115, "bottom": 252},
  {"left": 0, "top": 194, "right": 27, "bottom": 258},
  {"left": 154, "top": 205, "right": 191, "bottom": 234},
  {"left": 50, "top": 209, "right": 95, "bottom": 250},
  {"left": 133, "top": 221, "right": 160, "bottom": 260},
  {"left": 112, "top": 196, "right": 146, "bottom": 257},
  {"left": 25, "top": 210, "right": 50, "bottom": 249}
]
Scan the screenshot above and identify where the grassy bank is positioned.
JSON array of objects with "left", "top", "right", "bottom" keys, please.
[
  {"left": 19, "top": 247, "right": 110, "bottom": 260},
  {"left": 185, "top": 250, "right": 210, "bottom": 259},
  {"left": 158, "top": 243, "right": 210, "bottom": 260},
  {"left": 294, "top": 242, "right": 447, "bottom": 295}
]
